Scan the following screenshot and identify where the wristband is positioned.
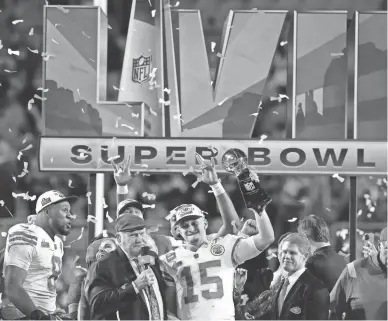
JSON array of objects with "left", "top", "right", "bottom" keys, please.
[
  {"left": 210, "top": 181, "right": 225, "bottom": 196},
  {"left": 117, "top": 185, "right": 129, "bottom": 194}
]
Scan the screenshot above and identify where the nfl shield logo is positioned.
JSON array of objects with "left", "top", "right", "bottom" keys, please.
[
  {"left": 132, "top": 55, "right": 152, "bottom": 84},
  {"left": 244, "top": 182, "right": 255, "bottom": 191}
]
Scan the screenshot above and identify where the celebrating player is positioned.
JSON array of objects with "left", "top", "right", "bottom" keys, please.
[
  {"left": 2, "top": 190, "right": 76, "bottom": 320},
  {"left": 159, "top": 203, "right": 275, "bottom": 318},
  {"left": 111, "top": 153, "right": 242, "bottom": 254}
]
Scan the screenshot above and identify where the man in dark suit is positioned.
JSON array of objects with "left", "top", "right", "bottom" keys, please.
[
  {"left": 85, "top": 215, "right": 171, "bottom": 320},
  {"left": 272, "top": 233, "right": 329, "bottom": 320},
  {"left": 298, "top": 215, "right": 346, "bottom": 291}
]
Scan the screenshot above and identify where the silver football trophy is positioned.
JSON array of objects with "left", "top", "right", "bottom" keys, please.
[{"left": 222, "top": 148, "right": 272, "bottom": 209}]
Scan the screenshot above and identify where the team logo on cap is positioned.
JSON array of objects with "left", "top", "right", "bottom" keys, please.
[
  {"left": 41, "top": 197, "right": 51, "bottom": 207},
  {"left": 53, "top": 191, "right": 65, "bottom": 198},
  {"left": 210, "top": 244, "right": 225, "bottom": 256}
]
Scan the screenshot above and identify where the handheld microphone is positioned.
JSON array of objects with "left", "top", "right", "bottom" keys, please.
[{"left": 139, "top": 246, "right": 158, "bottom": 269}]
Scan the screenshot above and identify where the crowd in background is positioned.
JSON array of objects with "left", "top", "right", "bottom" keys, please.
[{"left": 0, "top": 0, "right": 387, "bottom": 311}]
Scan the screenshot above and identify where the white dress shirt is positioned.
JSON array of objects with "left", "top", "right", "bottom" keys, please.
[{"left": 284, "top": 267, "right": 306, "bottom": 297}]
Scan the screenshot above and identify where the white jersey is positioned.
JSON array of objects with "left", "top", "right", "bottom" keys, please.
[
  {"left": 2, "top": 223, "right": 64, "bottom": 316},
  {"left": 160, "top": 234, "right": 262, "bottom": 320}
]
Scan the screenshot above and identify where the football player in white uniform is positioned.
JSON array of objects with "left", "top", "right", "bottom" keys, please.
[
  {"left": 2, "top": 190, "right": 76, "bottom": 320},
  {"left": 111, "top": 154, "right": 242, "bottom": 255},
  {"left": 159, "top": 203, "right": 275, "bottom": 320}
]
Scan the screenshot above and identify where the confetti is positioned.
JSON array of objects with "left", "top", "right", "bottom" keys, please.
[
  {"left": 107, "top": 155, "right": 120, "bottom": 162},
  {"left": 102, "top": 230, "right": 108, "bottom": 238},
  {"left": 12, "top": 20, "right": 23, "bottom": 25},
  {"left": 279, "top": 94, "right": 289, "bottom": 100},
  {"left": 54, "top": 23, "right": 62, "bottom": 28},
  {"left": 211, "top": 42, "right": 216, "bottom": 52},
  {"left": 17, "top": 162, "right": 29, "bottom": 178},
  {"left": 12, "top": 192, "right": 36, "bottom": 201},
  {"left": 73, "top": 255, "right": 80, "bottom": 265},
  {"left": 115, "top": 116, "right": 121, "bottom": 128},
  {"left": 86, "top": 192, "right": 92, "bottom": 205},
  {"left": 191, "top": 176, "right": 202, "bottom": 188},
  {"left": 280, "top": 41, "right": 288, "bottom": 46},
  {"left": 151, "top": 10, "right": 156, "bottom": 17},
  {"left": 324, "top": 207, "right": 331, "bottom": 212},
  {"left": 131, "top": 113, "right": 139, "bottom": 118},
  {"left": 51, "top": 39, "right": 59, "bottom": 44},
  {"left": 125, "top": 103, "right": 133, "bottom": 108},
  {"left": 182, "top": 166, "right": 194, "bottom": 176},
  {"left": 87, "top": 215, "right": 97, "bottom": 223},
  {"left": 4, "top": 70, "right": 17, "bottom": 73},
  {"left": 216, "top": 52, "right": 225, "bottom": 59},
  {"left": 142, "top": 204, "right": 155, "bottom": 209},
  {"left": 258, "top": 134, "right": 267, "bottom": 144},
  {"left": 207, "top": 145, "right": 218, "bottom": 154},
  {"left": 218, "top": 97, "right": 229, "bottom": 106},
  {"left": 266, "top": 253, "right": 277, "bottom": 260},
  {"left": 1, "top": 232, "right": 7, "bottom": 237},
  {"left": 169, "top": 1, "right": 180, "bottom": 7},
  {"left": 287, "top": 217, "right": 298, "bottom": 222},
  {"left": 141, "top": 164, "right": 149, "bottom": 168},
  {"left": 121, "top": 124, "right": 134, "bottom": 131},
  {"left": 12, "top": 176, "right": 16, "bottom": 182},
  {"left": 107, "top": 24, "right": 112, "bottom": 30},
  {"left": 27, "top": 47, "right": 39, "bottom": 54},
  {"left": 8, "top": 49, "right": 20, "bottom": 56},
  {"left": 272, "top": 111, "right": 279, "bottom": 114},
  {"left": 113, "top": 85, "right": 124, "bottom": 91},
  {"left": 163, "top": 88, "right": 171, "bottom": 94},
  {"left": 250, "top": 113, "right": 258, "bottom": 117},
  {"left": 76, "top": 265, "right": 87, "bottom": 272},
  {"left": 367, "top": 213, "right": 372, "bottom": 219},
  {"left": 82, "top": 31, "right": 91, "bottom": 39},
  {"left": 42, "top": 52, "right": 56, "bottom": 61},
  {"left": 356, "top": 229, "right": 364, "bottom": 236},
  {"left": 50, "top": 157, "right": 54, "bottom": 163},
  {"left": 332, "top": 173, "right": 345, "bottom": 182},
  {"left": 56, "top": 5, "right": 70, "bottom": 13},
  {"left": 68, "top": 179, "right": 74, "bottom": 188},
  {"left": 330, "top": 52, "right": 344, "bottom": 57},
  {"left": 77, "top": 88, "right": 81, "bottom": 97},
  {"left": 208, "top": 190, "right": 214, "bottom": 193},
  {"left": 37, "top": 87, "right": 49, "bottom": 92},
  {"left": 102, "top": 198, "right": 108, "bottom": 209},
  {"left": 106, "top": 211, "right": 114, "bottom": 223},
  {"left": 149, "top": 108, "right": 157, "bottom": 116},
  {"left": 158, "top": 98, "right": 171, "bottom": 106},
  {"left": 89, "top": 58, "right": 95, "bottom": 63},
  {"left": 29, "top": 28, "right": 34, "bottom": 36},
  {"left": 357, "top": 209, "right": 363, "bottom": 216},
  {"left": 34, "top": 94, "right": 47, "bottom": 101},
  {"left": 173, "top": 114, "right": 184, "bottom": 123},
  {"left": 116, "top": 311, "right": 121, "bottom": 321},
  {"left": 0, "top": 40, "right": 3, "bottom": 50}
]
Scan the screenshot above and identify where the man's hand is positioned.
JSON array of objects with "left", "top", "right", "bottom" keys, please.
[
  {"left": 195, "top": 154, "right": 219, "bottom": 185},
  {"left": 111, "top": 153, "right": 131, "bottom": 186},
  {"left": 362, "top": 241, "right": 378, "bottom": 258},
  {"left": 240, "top": 219, "right": 258, "bottom": 236},
  {"left": 133, "top": 268, "right": 155, "bottom": 291},
  {"left": 29, "top": 309, "right": 50, "bottom": 320},
  {"left": 234, "top": 268, "right": 248, "bottom": 293}
]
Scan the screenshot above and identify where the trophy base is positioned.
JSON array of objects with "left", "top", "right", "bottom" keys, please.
[{"left": 237, "top": 172, "right": 272, "bottom": 209}]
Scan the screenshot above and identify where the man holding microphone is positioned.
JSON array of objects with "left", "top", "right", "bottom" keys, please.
[{"left": 85, "top": 214, "right": 172, "bottom": 320}]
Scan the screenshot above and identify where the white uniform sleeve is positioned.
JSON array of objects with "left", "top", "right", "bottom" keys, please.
[
  {"left": 4, "top": 244, "right": 36, "bottom": 271},
  {"left": 232, "top": 237, "right": 262, "bottom": 266},
  {"left": 159, "top": 252, "right": 178, "bottom": 286}
]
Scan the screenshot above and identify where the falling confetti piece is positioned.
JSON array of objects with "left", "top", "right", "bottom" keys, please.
[
  {"left": 115, "top": 116, "right": 121, "bottom": 128},
  {"left": 191, "top": 177, "right": 202, "bottom": 188},
  {"left": 0, "top": 40, "right": 3, "bottom": 50},
  {"left": 218, "top": 97, "right": 229, "bottom": 106},
  {"left": 107, "top": 155, "right": 120, "bottom": 162},
  {"left": 280, "top": 41, "right": 288, "bottom": 46},
  {"left": 356, "top": 229, "right": 365, "bottom": 235},
  {"left": 89, "top": 58, "right": 95, "bottom": 63},
  {"left": 8, "top": 49, "right": 20, "bottom": 56},
  {"left": 182, "top": 166, "right": 194, "bottom": 176},
  {"left": 208, "top": 190, "right": 214, "bottom": 193},
  {"left": 211, "top": 42, "right": 216, "bottom": 52},
  {"left": 82, "top": 31, "right": 91, "bottom": 39},
  {"left": 250, "top": 113, "right": 258, "bottom": 117},
  {"left": 113, "top": 85, "right": 124, "bottom": 91},
  {"left": 67, "top": 227, "right": 85, "bottom": 246},
  {"left": 149, "top": 108, "right": 157, "bottom": 116},
  {"left": 1, "top": 232, "right": 7, "bottom": 237},
  {"left": 279, "top": 94, "right": 289, "bottom": 100},
  {"left": 125, "top": 103, "right": 133, "bottom": 108},
  {"left": 12, "top": 20, "right": 23, "bottom": 25},
  {"left": 4, "top": 70, "right": 17, "bottom": 73},
  {"left": 259, "top": 134, "right": 267, "bottom": 144},
  {"left": 76, "top": 265, "right": 87, "bottom": 272},
  {"left": 357, "top": 209, "right": 363, "bottom": 216},
  {"left": 216, "top": 52, "right": 224, "bottom": 59},
  {"left": 73, "top": 255, "right": 80, "bottom": 265},
  {"left": 29, "top": 28, "right": 34, "bottom": 36},
  {"left": 37, "top": 87, "right": 49, "bottom": 92},
  {"left": 86, "top": 192, "right": 92, "bottom": 205},
  {"left": 87, "top": 215, "right": 97, "bottom": 223},
  {"left": 367, "top": 213, "right": 372, "bottom": 219},
  {"left": 34, "top": 94, "right": 47, "bottom": 101},
  {"left": 102, "top": 198, "right": 108, "bottom": 209},
  {"left": 102, "top": 230, "right": 108, "bottom": 238},
  {"left": 141, "top": 164, "right": 149, "bottom": 168},
  {"left": 42, "top": 52, "right": 56, "bottom": 61},
  {"left": 121, "top": 124, "right": 134, "bottom": 131},
  {"left": 50, "top": 157, "right": 54, "bottom": 163},
  {"left": 151, "top": 10, "right": 156, "bottom": 17},
  {"left": 56, "top": 5, "right": 70, "bottom": 13},
  {"left": 52, "top": 39, "right": 59, "bottom": 44},
  {"left": 172, "top": 114, "right": 184, "bottom": 123},
  {"left": 272, "top": 111, "right": 279, "bottom": 114},
  {"left": 163, "top": 88, "right": 171, "bottom": 94},
  {"left": 266, "top": 253, "right": 277, "bottom": 260},
  {"left": 131, "top": 113, "right": 139, "bottom": 118},
  {"left": 330, "top": 52, "right": 344, "bottom": 57},
  {"left": 106, "top": 211, "right": 114, "bottom": 223},
  {"left": 287, "top": 217, "right": 298, "bottom": 222},
  {"left": 332, "top": 173, "right": 345, "bottom": 183},
  {"left": 54, "top": 23, "right": 62, "bottom": 28},
  {"left": 12, "top": 176, "right": 16, "bottom": 182},
  {"left": 324, "top": 207, "right": 331, "bottom": 212},
  {"left": 116, "top": 311, "right": 121, "bottom": 321},
  {"left": 27, "top": 47, "right": 39, "bottom": 54},
  {"left": 107, "top": 24, "right": 112, "bottom": 30},
  {"left": 158, "top": 98, "right": 171, "bottom": 106},
  {"left": 68, "top": 179, "right": 74, "bottom": 188},
  {"left": 142, "top": 204, "right": 155, "bottom": 209},
  {"left": 77, "top": 89, "right": 81, "bottom": 97}
]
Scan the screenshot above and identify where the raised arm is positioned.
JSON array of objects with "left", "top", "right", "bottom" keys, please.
[
  {"left": 111, "top": 154, "right": 133, "bottom": 209},
  {"left": 196, "top": 155, "right": 241, "bottom": 236}
]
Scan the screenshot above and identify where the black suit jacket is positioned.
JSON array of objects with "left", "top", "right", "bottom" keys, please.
[
  {"left": 271, "top": 269, "right": 330, "bottom": 320},
  {"left": 85, "top": 247, "right": 168, "bottom": 320},
  {"left": 306, "top": 245, "right": 347, "bottom": 292}
]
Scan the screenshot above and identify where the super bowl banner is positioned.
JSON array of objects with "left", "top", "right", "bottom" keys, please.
[{"left": 39, "top": 0, "right": 387, "bottom": 174}]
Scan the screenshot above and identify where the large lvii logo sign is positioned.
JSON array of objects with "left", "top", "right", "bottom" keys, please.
[{"left": 39, "top": 3, "right": 387, "bottom": 175}]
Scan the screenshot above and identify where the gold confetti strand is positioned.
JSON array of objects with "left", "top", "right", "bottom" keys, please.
[
  {"left": 34, "top": 94, "right": 47, "bottom": 101},
  {"left": 67, "top": 227, "right": 85, "bottom": 245},
  {"left": 27, "top": 47, "right": 39, "bottom": 54},
  {"left": 287, "top": 217, "right": 298, "bottom": 222},
  {"left": 29, "top": 28, "right": 34, "bottom": 36},
  {"left": 86, "top": 192, "right": 92, "bottom": 205},
  {"left": 211, "top": 42, "right": 216, "bottom": 52},
  {"left": 106, "top": 211, "right": 114, "bottom": 223},
  {"left": 51, "top": 39, "right": 59, "bottom": 45},
  {"left": 81, "top": 31, "right": 91, "bottom": 39},
  {"left": 8, "top": 49, "right": 20, "bottom": 56},
  {"left": 12, "top": 20, "right": 23, "bottom": 25},
  {"left": 151, "top": 10, "right": 156, "bottom": 17},
  {"left": 258, "top": 134, "right": 268, "bottom": 144},
  {"left": 280, "top": 41, "right": 288, "bottom": 46}
]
